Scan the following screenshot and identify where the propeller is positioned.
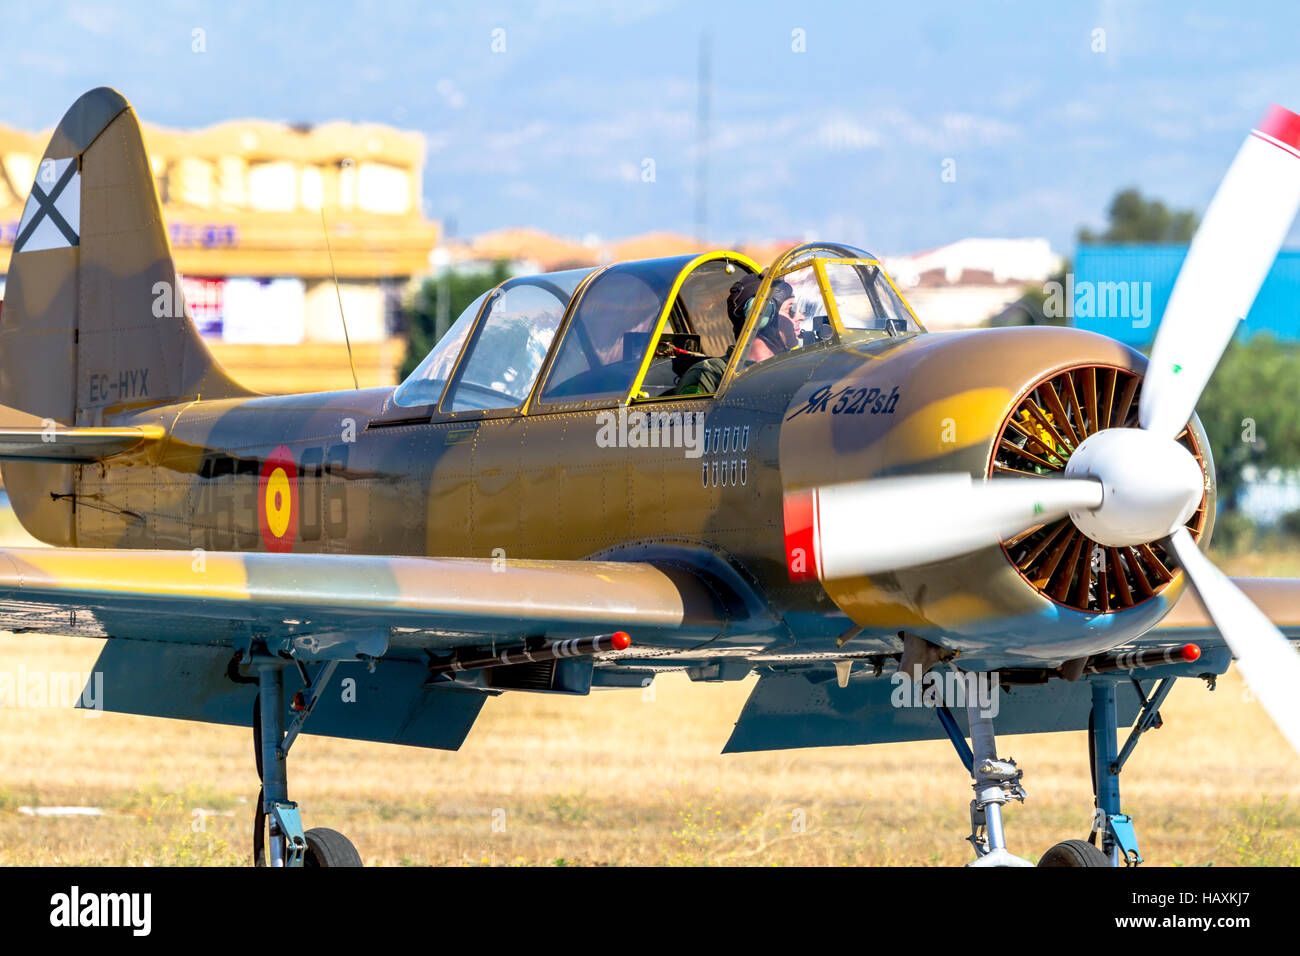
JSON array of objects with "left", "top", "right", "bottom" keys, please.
[
  {"left": 784, "top": 475, "right": 1102, "bottom": 581},
  {"left": 1141, "top": 104, "right": 1300, "bottom": 440},
  {"left": 1167, "top": 529, "right": 1300, "bottom": 756},
  {"left": 787, "top": 104, "right": 1300, "bottom": 757}
]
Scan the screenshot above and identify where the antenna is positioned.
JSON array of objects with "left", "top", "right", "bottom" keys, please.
[
  {"left": 695, "top": 31, "right": 711, "bottom": 244},
  {"left": 320, "top": 207, "right": 360, "bottom": 390}
]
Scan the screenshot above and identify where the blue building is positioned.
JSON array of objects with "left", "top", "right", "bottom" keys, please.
[{"left": 1070, "top": 244, "right": 1300, "bottom": 346}]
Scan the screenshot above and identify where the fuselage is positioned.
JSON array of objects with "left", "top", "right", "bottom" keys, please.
[
  {"left": 30, "top": 324, "right": 1213, "bottom": 671},
  {"left": 0, "top": 90, "right": 1218, "bottom": 673}
]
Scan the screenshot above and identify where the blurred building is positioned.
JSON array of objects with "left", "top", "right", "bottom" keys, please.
[
  {"left": 447, "top": 227, "right": 603, "bottom": 273},
  {"left": 0, "top": 116, "right": 439, "bottom": 391},
  {"left": 883, "top": 238, "right": 1062, "bottom": 331},
  {"left": 441, "top": 228, "right": 801, "bottom": 276}
]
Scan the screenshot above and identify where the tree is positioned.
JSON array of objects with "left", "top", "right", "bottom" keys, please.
[
  {"left": 399, "top": 261, "right": 513, "bottom": 379},
  {"left": 1001, "top": 188, "right": 1203, "bottom": 327},
  {"left": 1078, "top": 187, "right": 1199, "bottom": 244},
  {"left": 1197, "top": 333, "right": 1300, "bottom": 511}
]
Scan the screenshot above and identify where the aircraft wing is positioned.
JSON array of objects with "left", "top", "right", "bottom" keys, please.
[
  {"left": 9, "top": 544, "right": 1296, "bottom": 755},
  {"left": 0, "top": 546, "right": 733, "bottom": 647},
  {"left": 723, "top": 577, "right": 1300, "bottom": 754},
  {"left": 0, "top": 546, "right": 746, "bottom": 750}
]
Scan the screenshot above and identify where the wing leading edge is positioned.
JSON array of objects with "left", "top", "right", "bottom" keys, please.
[
  {"left": 0, "top": 546, "right": 735, "bottom": 650},
  {"left": 0, "top": 546, "right": 744, "bottom": 750}
]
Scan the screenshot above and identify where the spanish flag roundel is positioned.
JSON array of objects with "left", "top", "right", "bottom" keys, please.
[{"left": 259, "top": 445, "right": 298, "bottom": 552}]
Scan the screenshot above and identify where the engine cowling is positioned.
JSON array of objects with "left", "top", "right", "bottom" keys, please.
[
  {"left": 991, "top": 362, "right": 1210, "bottom": 614},
  {"left": 777, "top": 325, "right": 1216, "bottom": 661}
]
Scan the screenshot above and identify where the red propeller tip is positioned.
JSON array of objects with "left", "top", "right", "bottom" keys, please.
[{"left": 1258, "top": 104, "right": 1300, "bottom": 151}]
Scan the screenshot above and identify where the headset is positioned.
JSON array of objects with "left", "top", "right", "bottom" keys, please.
[
  {"left": 749, "top": 295, "right": 777, "bottom": 328},
  {"left": 747, "top": 281, "right": 794, "bottom": 332}
]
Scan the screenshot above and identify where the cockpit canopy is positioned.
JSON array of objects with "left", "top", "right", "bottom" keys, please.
[
  {"left": 394, "top": 267, "right": 593, "bottom": 410},
  {"left": 536, "top": 254, "right": 745, "bottom": 405},
  {"left": 392, "top": 241, "right": 924, "bottom": 414},
  {"left": 734, "top": 242, "right": 922, "bottom": 372}
]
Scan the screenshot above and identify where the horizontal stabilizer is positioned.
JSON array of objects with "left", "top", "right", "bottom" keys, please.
[{"left": 0, "top": 424, "right": 163, "bottom": 462}]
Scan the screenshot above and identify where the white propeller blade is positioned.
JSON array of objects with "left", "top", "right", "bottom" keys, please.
[
  {"left": 786, "top": 474, "right": 1102, "bottom": 580},
  {"left": 1141, "top": 105, "right": 1300, "bottom": 439},
  {"left": 1168, "top": 528, "right": 1300, "bottom": 759}
]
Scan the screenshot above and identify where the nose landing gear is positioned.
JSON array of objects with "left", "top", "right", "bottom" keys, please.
[
  {"left": 940, "top": 672, "right": 1174, "bottom": 867},
  {"left": 937, "top": 691, "right": 1033, "bottom": 867},
  {"left": 939, "top": 672, "right": 1171, "bottom": 867},
  {"left": 964, "top": 702, "right": 1034, "bottom": 867}
]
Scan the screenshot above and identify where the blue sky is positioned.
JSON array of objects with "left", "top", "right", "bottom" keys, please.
[{"left": 4, "top": 1, "right": 1300, "bottom": 255}]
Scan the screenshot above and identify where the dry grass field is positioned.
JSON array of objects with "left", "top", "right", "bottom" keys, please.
[{"left": 0, "top": 501, "right": 1296, "bottom": 867}]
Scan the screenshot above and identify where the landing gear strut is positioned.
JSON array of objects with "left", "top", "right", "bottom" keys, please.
[
  {"left": 937, "top": 686, "right": 1032, "bottom": 867},
  {"left": 1082, "top": 677, "right": 1173, "bottom": 866},
  {"left": 966, "top": 703, "right": 1032, "bottom": 866},
  {"left": 940, "top": 671, "right": 1177, "bottom": 867},
  {"left": 1039, "top": 676, "right": 1174, "bottom": 866},
  {"left": 246, "top": 650, "right": 362, "bottom": 867}
]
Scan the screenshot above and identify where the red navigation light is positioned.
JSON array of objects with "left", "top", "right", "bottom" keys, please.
[
  {"left": 611, "top": 631, "right": 631, "bottom": 651},
  {"left": 1181, "top": 643, "right": 1201, "bottom": 662}
]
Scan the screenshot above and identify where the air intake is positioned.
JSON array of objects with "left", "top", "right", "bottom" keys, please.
[{"left": 990, "top": 364, "right": 1207, "bottom": 612}]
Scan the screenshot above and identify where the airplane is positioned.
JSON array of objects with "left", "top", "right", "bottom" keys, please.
[{"left": 0, "top": 87, "right": 1298, "bottom": 868}]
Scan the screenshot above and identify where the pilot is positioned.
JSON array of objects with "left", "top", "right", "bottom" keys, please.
[
  {"left": 672, "top": 273, "right": 799, "bottom": 395},
  {"left": 744, "top": 276, "right": 799, "bottom": 362}
]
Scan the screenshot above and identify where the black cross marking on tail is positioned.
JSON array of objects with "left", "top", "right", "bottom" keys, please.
[{"left": 13, "top": 161, "right": 79, "bottom": 253}]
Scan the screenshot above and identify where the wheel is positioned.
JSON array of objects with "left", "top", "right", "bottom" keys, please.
[
  {"left": 1037, "top": 838, "right": 1111, "bottom": 867},
  {"left": 303, "top": 827, "right": 363, "bottom": 867}
]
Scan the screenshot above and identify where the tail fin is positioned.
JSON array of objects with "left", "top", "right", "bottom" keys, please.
[
  {"left": 0, "top": 87, "right": 251, "bottom": 419},
  {"left": 0, "top": 88, "right": 252, "bottom": 543}
]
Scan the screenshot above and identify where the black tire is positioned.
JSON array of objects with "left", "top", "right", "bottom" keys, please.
[
  {"left": 1037, "top": 838, "right": 1111, "bottom": 867},
  {"left": 303, "top": 827, "right": 363, "bottom": 867}
]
